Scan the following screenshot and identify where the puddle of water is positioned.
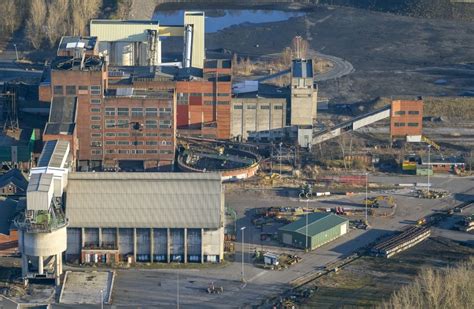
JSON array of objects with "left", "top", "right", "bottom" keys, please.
[{"left": 153, "top": 10, "right": 305, "bottom": 33}]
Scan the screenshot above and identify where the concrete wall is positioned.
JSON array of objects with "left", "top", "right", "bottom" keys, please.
[
  {"left": 290, "top": 77, "right": 317, "bottom": 126},
  {"left": 66, "top": 226, "right": 222, "bottom": 263},
  {"left": 21, "top": 227, "right": 67, "bottom": 257},
  {"left": 231, "top": 97, "right": 287, "bottom": 140}
]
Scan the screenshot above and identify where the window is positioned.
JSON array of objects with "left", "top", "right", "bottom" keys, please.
[
  {"left": 247, "top": 105, "right": 256, "bottom": 110},
  {"left": 159, "top": 150, "right": 173, "bottom": 154},
  {"left": 394, "top": 122, "right": 405, "bottom": 127},
  {"left": 190, "top": 93, "right": 201, "bottom": 97},
  {"left": 131, "top": 108, "right": 143, "bottom": 117},
  {"left": 146, "top": 141, "right": 158, "bottom": 145},
  {"left": 91, "top": 108, "right": 101, "bottom": 113},
  {"left": 234, "top": 105, "right": 243, "bottom": 110},
  {"left": 274, "top": 105, "right": 283, "bottom": 110},
  {"left": 117, "top": 132, "right": 129, "bottom": 137},
  {"left": 91, "top": 99, "right": 101, "bottom": 104},
  {"left": 260, "top": 105, "right": 270, "bottom": 110},
  {"left": 53, "top": 85, "right": 63, "bottom": 95},
  {"left": 217, "top": 101, "right": 229, "bottom": 105},
  {"left": 146, "top": 149, "right": 158, "bottom": 154},
  {"left": 160, "top": 133, "right": 172, "bottom": 137},
  {"left": 408, "top": 111, "right": 420, "bottom": 115},
  {"left": 78, "top": 86, "right": 88, "bottom": 91},
  {"left": 408, "top": 122, "right": 419, "bottom": 127},
  {"left": 131, "top": 149, "right": 144, "bottom": 154},
  {"left": 117, "top": 119, "right": 128, "bottom": 127},
  {"left": 105, "top": 132, "right": 116, "bottom": 137},
  {"left": 146, "top": 120, "right": 158, "bottom": 129},
  {"left": 91, "top": 141, "right": 102, "bottom": 147},
  {"left": 105, "top": 141, "right": 116, "bottom": 145},
  {"left": 105, "top": 120, "right": 116, "bottom": 128},
  {"left": 217, "top": 93, "right": 229, "bottom": 97},
  {"left": 204, "top": 101, "right": 215, "bottom": 106},
  {"left": 145, "top": 108, "right": 158, "bottom": 117},
  {"left": 91, "top": 133, "right": 102, "bottom": 138},
  {"left": 395, "top": 111, "right": 405, "bottom": 116},
  {"left": 91, "top": 124, "right": 101, "bottom": 130},
  {"left": 204, "top": 93, "right": 214, "bottom": 97},
  {"left": 105, "top": 108, "right": 115, "bottom": 116},
  {"left": 117, "top": 108, "right": 129, "bottom": 116},
  {"left": 161, "top": 140, "right": 172, "bottom": 146},
  {"left": 105, "top": 149, "right": 115, "bottom": 154},
  {"left": 91, "top": 149, "right": 102, "bottom": 155},
  {"left": 177, "top": 93, "right": 188, "bottom": 105},
  {"left": 91, "top": 116, "right": 101, "bottom": 121},
  {"left": 159, "top": 120, "right": 171, "bottom": 128},
  {"left": 90, "top": 85, "right": 101, "bottom": 96},
  {"left": 65, "top": 86, "right": 76, "bottom": 95},
  {"left": 133, "top": 141, "right": 144, "bottom": 146},
  {"left": 146, "top": 132, "right": 158, "bottom": 137},
  {"left": 159, "top": 107, "right": 172, "bottom": 115},
  {"left": 117, "top": 141, "right": 129, "bottom": 145},
  {"left": 118, "top": 149, "right": 129, "bottom": 154}
]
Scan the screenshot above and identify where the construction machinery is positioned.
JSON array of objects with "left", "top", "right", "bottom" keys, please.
[{"left": 207, "top": 282, "right": 224, "bottom": 294}]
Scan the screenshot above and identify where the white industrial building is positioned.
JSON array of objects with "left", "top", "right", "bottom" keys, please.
[{"left": 17, "top": 139, "right": 224, "bottom": 286}]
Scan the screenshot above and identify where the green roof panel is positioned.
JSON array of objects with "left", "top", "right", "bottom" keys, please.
[{"left": 279, "top": 212, "right": 348, "bottom": 237}]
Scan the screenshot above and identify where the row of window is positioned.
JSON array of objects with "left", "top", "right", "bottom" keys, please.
[
  {"left": 394, "top": 122, "right": 419, "bottom": 127},
  {"left": 394, "top": 110, "right": 420, "bottom": 116},
  {"left": 234, "top": 105, "right": 283, "bottom": 110},
  {"left": 180, "top": 93, "right": 230, "bottom": 97},
  {"left": 53, "top": 85, "right": 101, "bottom": 96},
  {"left": 91, "top": 132, "right": 172, "bottom": 138},
  {"left": 103, "top": 107, "right": 171, "bottom": 117},
  {"left": 203, "top": 101, "right": 230, "bottom": 106},
  {"left": 95, "top": 140, "right": 172, "bottom": 146},
  {"left": 91, "top": 149, "right": 174, "bottom": 155},
  {"left": 103, "top": 119, "right": 171, "bottom": 129}
]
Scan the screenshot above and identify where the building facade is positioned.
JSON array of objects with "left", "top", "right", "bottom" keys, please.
[
  {"left": 64, "top": 172, "right": 224, "bottom": 264},
  {"left": 390, "top": 99, "right": 424, "bottom": 139}
]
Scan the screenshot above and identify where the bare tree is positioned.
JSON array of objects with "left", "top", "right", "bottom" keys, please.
[
  {"left": 115, "top": 0, "right": 133, "bottom": 19},
  {"left": 26, "top": 0, "right": 47, "bottom": 49},
  {"left": 46, "top": 0, "right": 69, "bottom": 47},
  {"left": 0, "top": 0, "right": 20, "bottom": 35},
  {"left": 70, "top": 0, "right": 101, "bottom": 36}
]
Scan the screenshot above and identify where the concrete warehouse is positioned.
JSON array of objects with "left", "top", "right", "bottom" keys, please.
[
  {"left": 64, "top": 172, "right": 224, "bottom": 264},
  {"left": 278, "top": 213, "right": 348, "bottom": 250}
]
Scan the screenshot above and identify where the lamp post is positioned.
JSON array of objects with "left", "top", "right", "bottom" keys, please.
[
  {"left": 177, "top": 259, "right": 180, "bottom": 309},
  {"left": 306, "top": 196, "right": 309, "bottom": 251},
  {"left": 100, "top": 289, "right": 104, "bottom": 309},
  {"left": 427, "top": 145, "right": 431, "bottom": 195},
  {"left": 240, "top": 226, "right": 246, "bottom": 283},
  {"left": 279, "top": 142, "right": 283, "bottom": 175},
  {"left": 365, "top": 172, "right": 369, "bottom": 225},
  {"left": 13, "top": 44, "right": 19, "bottom": 62}
]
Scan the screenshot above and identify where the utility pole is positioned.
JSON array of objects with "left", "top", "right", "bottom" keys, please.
[
  {"left": 100, "top": 289, "right": 104, "bottom": 309},
  {"left": 177, "top": 260, "right": 180, "bottom": 309},
  {"left": 240, "top": 226, "right": 246, "bottom": 283},
  {"left": 305, "top": 197, "right": 309, "bottom": 251}
]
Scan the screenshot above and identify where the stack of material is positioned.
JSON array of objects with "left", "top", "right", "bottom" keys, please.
[{"left": 371, "top": 226, "right": 431, "bottom": 258}]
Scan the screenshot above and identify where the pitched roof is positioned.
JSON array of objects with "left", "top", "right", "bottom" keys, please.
[
  {"left": 0, "top": 169, "right": 28, "bottom": 193},
  {"left": 279, "top": 213, "right": 348, "bottom": 237},
  {"left": 65, "top": 172, "right": 223, "bottom": 229}
]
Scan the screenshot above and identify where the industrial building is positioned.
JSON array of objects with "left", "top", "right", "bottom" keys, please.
[
  {"left": 278, "top": 213, "right": 348, "bottom": 250},
  {"left": 65, "top": 172, "right": 224, "bottom": 264},
  {"left": 390, "top": 99, "right": 424, "bottom": 140},
  {"left": 290, "top": 59, "right": 317, "bottom": 127},
  {"left": 231, "top": 96, "right": 287, "bottom": 141}
]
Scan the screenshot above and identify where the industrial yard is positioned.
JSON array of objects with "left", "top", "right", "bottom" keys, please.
[{"left": 0, "top": 0, "right": 473, "bottom": 308}]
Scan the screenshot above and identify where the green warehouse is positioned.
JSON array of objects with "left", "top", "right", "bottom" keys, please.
[{"left": 278, "top": 213, "right": 348, "bottom": 250}]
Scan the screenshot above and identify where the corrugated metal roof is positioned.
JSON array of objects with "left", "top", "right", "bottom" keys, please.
[
  {"left": 37, "top": 140, "right": 69, "bottom": 168},
  {"left": 65, "top": 172, "right": 223, "bottom": 229},
  {"left": 279, "top": 213, "right": 347, "bottom": 237},
  {"left": 27, "top": 173, "right": 53, "bottom": 193}
]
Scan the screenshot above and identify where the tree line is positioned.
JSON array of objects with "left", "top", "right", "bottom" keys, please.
[{"left": 0, "top": 0, "right": 101, "bottom": 49}]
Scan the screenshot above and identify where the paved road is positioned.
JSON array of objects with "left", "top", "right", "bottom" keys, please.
[
  {"left": 108, "top": 175, "right": 473, "bottom": 308},
  {"left": 314, "top": 52, "right": 354, "bottom": 82}
]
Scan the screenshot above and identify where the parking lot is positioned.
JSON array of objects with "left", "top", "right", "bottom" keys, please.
[{"left": 107, "top": 175, "right": 474, "bottom": 308}]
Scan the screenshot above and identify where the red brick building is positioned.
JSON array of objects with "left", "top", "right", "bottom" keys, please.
[
  {"left": 390, "top": 99, "right": 424, "bottom": 139},
  {"left": 39, "top": 37, "right": 232, "bottom": 171}
]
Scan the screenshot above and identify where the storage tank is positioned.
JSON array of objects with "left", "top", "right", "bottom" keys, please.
[{"left": 114, "top": 41, "right": 134, "bottom": 66}]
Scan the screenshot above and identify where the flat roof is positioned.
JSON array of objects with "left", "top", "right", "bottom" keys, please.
[
  {"left": 37, "top": 140, "right": 69, "bottom": 168},
  {"left": 58, "top": 36, "right": 97, "bottom": 52},
  {"left": 279, "top": 213, "right": 348, "bottom": 237},
  {"left": 90, "top": 19, "right": 159, "bottom": 25},
  {"left": 27, "top": 173, "right": 53, "bottom": 193}
]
